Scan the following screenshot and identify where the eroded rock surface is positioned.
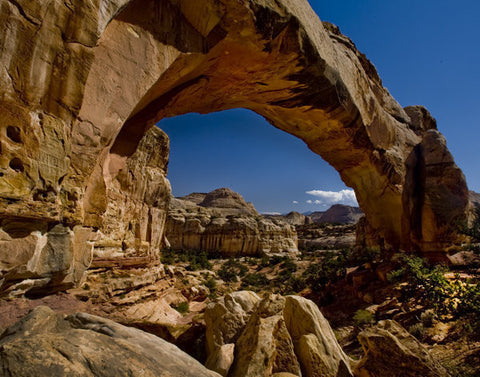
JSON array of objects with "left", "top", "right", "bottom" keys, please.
[
  {"left": 0, "top": 306, "right": 220, "bottom": 377},
  {"left": 95, "top": 126, "right": 171, "bottom": 259},
  {"left": 166, "top": 188, "right": 298, "bottom": 255},
  {"left": 355, "top": 320, "right": 450, "bottom": 377},
  {"left": 0, "top": 0, "right": 469, "bottom": 293},
  {"left": 204, "top": 292, "right": 353, "bottom": 377}
]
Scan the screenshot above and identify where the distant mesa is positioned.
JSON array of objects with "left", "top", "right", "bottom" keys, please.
[
  {"left": 165, "top": 188, "right": 298, "bottom": 256},
  {"left": 267, "top": 204, "right": 363, "bottom": 225},
  {"left": 314, "top": 204, "right": 363, "bottom": 224}
]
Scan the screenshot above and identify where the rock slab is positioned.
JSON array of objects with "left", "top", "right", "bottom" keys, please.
[{"left": 0, "top": 306, "right": 220, "bottom": 377}]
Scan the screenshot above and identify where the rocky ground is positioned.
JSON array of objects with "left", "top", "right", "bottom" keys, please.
[{"left": 1, "top": 223, "right": 479, "bottom": 376}]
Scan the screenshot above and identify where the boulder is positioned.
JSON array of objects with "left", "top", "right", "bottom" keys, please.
[
  {"left": 355, "top": 320, "right": 449, "bottom": 377},
  {"left": 205, "top": 291, "right": 261, "bottom": 357},
  {"left": 0, "top": 306, "right": 220, "bottom": 377},
  {"left": 229, "top": 295, "right": 301, "bottom": 377},
  {"left": 205, "top": 293, "right": 352, "bottom": 377},
  {"left": 283, "top": 296, "right": 353, "bottom": 377}
]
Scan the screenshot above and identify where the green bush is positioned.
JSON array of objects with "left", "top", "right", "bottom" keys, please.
[
  {"left": 204, "top": 277, "right": 217, "bottom": 294},
  {"left": 160, "top": 249, "right": 213, "bottom": 271},
  {"left": 241, "top": 272, "right": 270, "bottom": 290},
  {"left": 173, "top": 302, "right": 189, "bottom": 314},
  {"left": 353, "top": 309, "right": 374, "bottom": 326},
  {"left": 388, "top": 254, "right": 480, "bottom": 320},
  {"left": 218, "top": 259, "right": 249, "bottom": 282}
]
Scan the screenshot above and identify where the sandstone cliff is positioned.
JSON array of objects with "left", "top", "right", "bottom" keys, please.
[
  {"left": 165, "top": 188, "right": 298, "bottom": 255},
  {"left": 95, "top": 126, "right": 171, "bottom": 259},
  {"left": 0, "top": 0, "right": 470, "bottom": 294}
]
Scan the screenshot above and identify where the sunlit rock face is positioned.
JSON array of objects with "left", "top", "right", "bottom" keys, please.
[
  {"left": 0, "top": 0, "right": 469, "bottom": 293},
  {"left": 165, "top": 188, "right": 298, "bottom": 256},
  {"left": 95, "top": 126, "right": 171, "bottom": 259}
]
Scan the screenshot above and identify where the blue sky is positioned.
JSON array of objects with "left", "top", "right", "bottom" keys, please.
[{"left": 159, "top": 0, "right": 479, "bottom": 215}]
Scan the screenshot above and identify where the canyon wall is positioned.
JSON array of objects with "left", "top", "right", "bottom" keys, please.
[
  {"left": 166, "top": 188, "right": 298, "bottom": 256},
  {"left": 0, "top": 0, "right": 469, "bottom": 293}
]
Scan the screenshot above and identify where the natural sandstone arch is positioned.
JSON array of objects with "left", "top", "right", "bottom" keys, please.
[
  {"left": 76, "top": 0, "right": 468, "bottom": 256},
  {"left": 0, "top": 0, "right": 469, "bottom": 293}
]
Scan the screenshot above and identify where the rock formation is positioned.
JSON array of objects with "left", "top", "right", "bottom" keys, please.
[
  {"left": 95, "top": 126, "right": 171, "bottom": 259},
  {"left": 296, "top": 223, "right": 357, "bottom": 251},
  {"left": 355, "top": 320, "right": 449, "bottom": 377},
  {"left": 0, "top": 306, "right": 220, "bottom": 377},
  {"left": 204, "top": 292, "right": 353, "bottom": 377},
  {"left": 266, "top": 211, "right": 313, "bottom": 226},
  {"left": 165, "top": 188, "right": 298, "bottom": 255},
  {"left": 0, "top": 0, "right": 469, "bottom": 292},
  {"left": 314, "top": 204, "right": 363, "bottom": 224}
]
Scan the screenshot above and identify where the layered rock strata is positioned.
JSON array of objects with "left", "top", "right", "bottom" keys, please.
[
  {"left": 0, "top": 0, "right": 469, "bottom": 293},
  {"left": 165, "top": 188, "right": 298, "bottom": 255},
  {"left": 95, "top": 126, "right": 171, "bottom": 259}
]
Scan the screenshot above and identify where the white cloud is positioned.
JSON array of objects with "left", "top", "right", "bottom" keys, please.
[
  {"left": 262, "top": 211, "right": 281, "bottom": 215},
  {"left": 292, "top": 200, "right": 299, "bottom": 204},
  {"left": 305, "top": 189, "right": 358, "bottom": 206}
]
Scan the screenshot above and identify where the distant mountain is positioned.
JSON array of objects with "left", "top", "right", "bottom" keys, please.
[{"left": 311, "top": 204, "right": 363, "bottom": 224}]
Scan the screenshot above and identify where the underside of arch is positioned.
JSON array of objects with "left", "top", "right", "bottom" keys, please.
[{"left": 0, "top": 0, "right": 469, "bottom": 293}]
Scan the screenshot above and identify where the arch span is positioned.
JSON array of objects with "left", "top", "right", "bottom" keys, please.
[
  {"left": 0, "top": 0, "right": 469, "bottom": 294},
  {"left": 76, "top": 0, "right": 468, "bottom": 258}
]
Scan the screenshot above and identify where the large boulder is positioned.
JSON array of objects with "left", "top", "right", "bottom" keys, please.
[
  {"left": 0, "top": 306, "right": 221, "bottom": 377},
  {"left": 283, "top": 296, "right": 353, "bottom": 377},
  {"left": 355, "top": 320, "right": 449, "bottom": 377},
  {"left": 204, "top": 292, "right": 353, "bottom": 377}
]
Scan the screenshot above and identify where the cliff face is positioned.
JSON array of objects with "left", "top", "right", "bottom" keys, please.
[
  {"left": 0, "top": 0, "right": 469, "bottom": 293},
  {"left": 166, "top": 189, "right": 298, "bottom": 256},
  {"left": 95, "top": 126, "right": 171, "bottom": 259}
]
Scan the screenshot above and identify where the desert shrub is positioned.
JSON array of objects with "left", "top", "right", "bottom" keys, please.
[
  {"left": 160, "top": 249, "right": 212, "bottom": 271},
  {"left": 347, "top": 246, "right": 381, "bottom": 265},
  {"left": 218, "top": 258, "right": 248, "bottom": 282},
  {"left": 420, "top": 309, "right": 436, "bottom": 327},
  {"left": 353, "top": 309, "right": 374, "bottom": 326},
  {"left": 388, "top": 254, "right": 480, "bottom": 320},
  {"left": 281, "top": 275, "right": 307, "bottom": 295},
  {"left": 280, "top": 257, "right": 297, "bottom": 273},
  {"left": 303, "top": 251, "right": 348, "bottom": 291},
  {"left": 259, "top": 253, "right": 270, "bottom": 268},
  {"left": 269, "top": 255, "right": 284, "bottom": 266},
  {"left": 173, "top": 302, "right": 189, "bottom": 314},
  {"left": 241, "top": 272, "right": 270, "bottom": 290},
  {"left": 204, "top": 277, "right": 217, "bottom": 294},
  {"left": 408, "top": 322, "right": 425, "bottom": 339}
]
